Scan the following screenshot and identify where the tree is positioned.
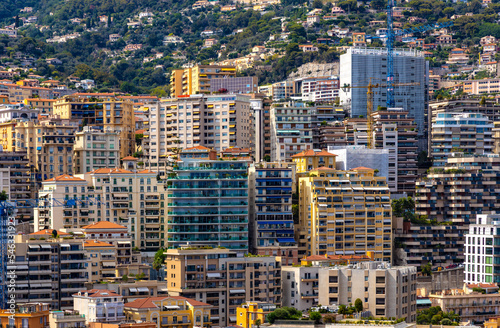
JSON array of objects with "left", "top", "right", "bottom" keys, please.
[
  {"left": 422, "top": 263, "right": 432, "bottom": 276},
  {"left": 338, "top": 304, "right": 347, "bottom": 315},
  {"left": 354, "top": 298, "right": 363, "bottom": 313},
  {"left": 153, "top": 248, "right": 166, "bottom": 278},
  {"left": 255, "top": 319, "right": 261, "bottom": 328},
  {"left": 313, "top": 0, "right": 323, "bottom": 8},
  {"left": 0, "top": 190, "right": 8, "bottom": 200},
  {"left": 309, "top": 312, "right": 322, "bottom": 324},
  {"left": 122, "top": 274, "right": 129, "bottom": 282},
  {"left": 267, "top": 307, "right": 302, "bottom": 324}
]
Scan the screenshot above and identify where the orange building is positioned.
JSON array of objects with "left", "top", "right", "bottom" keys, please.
[
  {"left": 90, "top": 322, "right": 157, "bottom": 328},
  {"left": 0, "top": 303, "right": 50, "bottom": 328}
]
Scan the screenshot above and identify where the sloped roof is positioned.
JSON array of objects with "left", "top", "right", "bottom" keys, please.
[
  {"left": 83, "top": 240, "right": 114, "bottom": 247},
  {"left": 43, "top": 174, "right": 86, "bottom": 182},
  {"left": 291, "top": 149, "right": 337, "bottom": 158},
  {"left": 90, "top": 168, "right": 134, "bottom": 174},
  {"left": 82, "top": 221, "right": 127, "bottom": 230},
  {"left": 351, "top": 166, "right": 374, "bottom": 170},
  {"left": 30, "top": 229, "right": 70, "bottom": 236},
  {"left": 122, "top": 156, "right": 138, "bottom": 161},
  {"left": 74, "top": 289, "right": 121, "bottom": 298}
]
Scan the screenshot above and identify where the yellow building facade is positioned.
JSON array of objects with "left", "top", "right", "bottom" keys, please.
[
  {"left": 236, "top": 302, "right": 276, "bottom": 328},
  {"left": 53, "top": 95, "right": 135, "bottom": 158},
  {"left": 124, "top": 296, "right": 212, "bottom": 328},
  {"left": 170, "top": 65, "right": 237, "bottom": 97},
  {"left": 291, "top": 149, "right": 337, "bottom": 173},
  {"left": 297, "top": 166, "right": 392, "bottom": 262}
]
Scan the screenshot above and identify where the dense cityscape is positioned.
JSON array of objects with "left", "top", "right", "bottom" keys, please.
[{"left": 1, "top": 0, "right": 500, "bottom": 327}]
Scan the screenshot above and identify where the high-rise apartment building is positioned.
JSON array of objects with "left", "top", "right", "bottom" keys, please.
[
  {"left": 2, "top": 117, "right": 79, "bottom": 181},
  {"left": 270, "top": 102, "right": 342, "bottom": 162},
  {"left": 73, "top": 126, "right": 120, "bottom": 174},
  {"left": 316, "top": 109, "right": 419, "bottom": 195},
  {"left": 431, "top": 113, "right": 493, "bottom": 167},
  {"left": 249, "top": 162, "right": 298, "bottom": 265},
  {"left": 34, "top": 168, "right": 164, "bottom": 253},
  {"left": 12, "top": 233, "right": 87, "bottom": 310},
  {"left": 164, "top": 247, "right": 281, "bottom": 328},
  {"left": 249, "top": 93, "right": 271, "bottom": 162},
  {"left": 142, "top": 94, "right": 252, "bottom": 172},
  {"left": 415, "top": 155, "right": 500, "bottom": 224},
  {"left": 53, "top": 95, "right": 135, "bottom": 158},
  {"left": 282, "top": 262, "right": 417, "bottom": 321},
  {"left": 166, "top": 158, "right": 249, "bottom": 253},
  {"left": 297, "top": 165, "right": 392, "bottom": 261},
  {"left": 339, "top": 47, "right": 426, "bottom": 137},
  {"left": 464, "top": 214, "right": 500, "bottom": 284},
  {"left": 0, "top": 150, "right": 34, "bottom": 224},
  {"left": 170, "top": 65, "right": 237, "bottom": 97}
]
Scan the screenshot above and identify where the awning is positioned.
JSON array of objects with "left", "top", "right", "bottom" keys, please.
[
  {"left": 40, "top": 283, "right": 52, "bottom": 288},
  {"left": 7, "top": 266, "right": 16, "bottom": 270},
  {"left": 417, "top": 299, "right": 432, "bottom": 305},
  {"left": 207, "top": 272, "right": 221, "bottom": 278},
  {"left": 103, "top": 262, "right": 116, "bottom": 266},
  {"left": 137, "top": 287, "right": 149, "bottom": 292},
  {"left": 117, "top": 241, "right": 131, "bottom": 244},
  {"left": 164, "top": 305, "right": 180, "bottom": 310},
  {"left": 40, "top": 244, "right": 51, "bottom": 249},
  {"left": 28, "top": 245, "right": 40, "bottom": 249},
  {"left": 230, "top": 289, "right": 245, "bottom": 293},
  {"left": 129, "top": 288, "right": 138, "bottom": 293},
  {"left": 17, "top": 265, "right": 28, "bottom": 270},
  {"left": 113, "top": 193, "right": 129, "bottom": 198},
  {"left": 277, "top": 238, "right": 296, "bottom": 243},
  {"left": 30, "top": 284, "right": 42, "bottom": 288},
  {"left": 159, "top": 287, "right": 169, "bottom": 292},
  {"left": 229, "top": 316, "right": 237, "bottom": 322},
  {"left": 60, "top": 244, "right": 70, "bottom": 247},
  {"left": 16, "top": 284, "right": 29, "bottom": 288}
]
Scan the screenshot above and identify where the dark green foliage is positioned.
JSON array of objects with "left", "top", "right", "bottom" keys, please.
[
  {"left": 267, "top": 307, "right": 302, "bottom": 324},
  {"left": 417, "top": 306, "right": 460, "bottom": 325}
]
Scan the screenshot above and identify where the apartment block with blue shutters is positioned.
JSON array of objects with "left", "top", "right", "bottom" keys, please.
[{"left": 249, "top": 162, "right": 298, "bottom": 265}]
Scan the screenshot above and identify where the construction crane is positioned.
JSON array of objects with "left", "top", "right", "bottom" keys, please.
[
  {"left": 384, "top": 0, "right": 453, "bottom": 107},
  {"left": 0, "top": 197, "right": 102, "bottom": 309},
  {"left": 342, "top": 80, "right": 420, "bottom": 148}
]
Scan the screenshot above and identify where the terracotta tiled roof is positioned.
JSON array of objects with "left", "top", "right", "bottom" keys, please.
[
  {"left": 137, "top": 169, "right": 155, "bottom": 174},
  {"left": 121, "top": 156, "right": 138, "bottom": 161},
  {"left": 90, "top": 168, "right": 134, "bottom": 174},
  {"left": 82, "top": 221, "right": 127, "bottom": 230},
  {"left": 124, "top": 297, "right": 167, "bottom": 309},
  {"left": 43, "top": 174, "right": 86, "bottom": 182},
  {"left": 467, "top": 283, "right": 498, "bottom": 289},
  {"left": 74, "top": 289, "right": 121, "bottom": 298},
  {"left": 30, "top": 229, "right": 70, "bottom": 236},
  {"left": 291, "top": 149, "right": 336, "bottom": 158},
  {"left": 83, "top": 240, "right": 114, "bottom": 247}
]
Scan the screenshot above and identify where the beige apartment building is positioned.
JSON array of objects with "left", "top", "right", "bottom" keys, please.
[
  {"left": 297, "top": 165, "right": 392, "bottom": 262},
  {"left": 464, "top": 78, "right": 500, "bottom": 95},
  {"left": 73, "top": 126, "right": 120, "bottom": 174},
  {"left": 170, "top": 64, "right": 237, "bottom": 97},
  {"left": 142, "top": 94, "right": 252, "bottom": 173},
  {"left": 53, "top": 95, "right": 135, "bottom": 158},
  {"left": 282, "top": 262, "right": 417, "bottom": 321},
  {"left": 82, "top": 221, "right": 150, "bottom": 282},
  {"left": 5, "top": 117, "right": 79, "bottom": 181},
  {"left": 34, "top": 167, "right": 164, "bottom": 253},
  {"left": 164, "top": 247, "right": 281, "bottom": 328},
  {"left": 429, "top": 284, "right": 500, "bottom": 324}
]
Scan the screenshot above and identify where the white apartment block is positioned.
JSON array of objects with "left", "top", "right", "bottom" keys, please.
[
  {"left": 464, "top": 214, "right": 500, "bottom": 285},
  {"left": 34, "top": 168, "right": 164, "bottom": 253},
  {"left": 73, "top": 289, "right": 125, "bottom": 323},
  {"left": 73, "top": 126, "right": 120, "bottom": 174},
  {"left": 282, "top": 262, "right": 417, "bottom": 322},
  {"left": 0, "top": 103, "right": 39, "bottom": 123},
  {"left": 299, "top": 76, "right": 340, "bottom": 103},
  {"left": 143, "top": 94, "right": 253, "bottom": 172}
]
